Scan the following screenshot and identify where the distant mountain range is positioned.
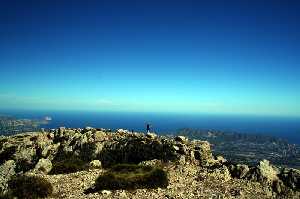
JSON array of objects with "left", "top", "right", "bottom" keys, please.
[
  {"left": 1, "top": 115, "right": 299, "bottom": 169},
  {"left": 0, "top": 116, "right": 48, "bottom": 136},
  {"left": 176, "top": 128, "right": 300, "bottom": 169}
]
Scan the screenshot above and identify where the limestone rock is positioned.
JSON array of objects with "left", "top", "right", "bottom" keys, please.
[
  {"left": 244, "top": 159, "right": 279, "bottom": 191},
  {"left": 13, "top": 146, "right": 36, "bottom": 163},
  {"left": 146, "top": 133, "right": 157, "bottom": 139},
  {"left": 216, "top": 156, "right": 227, "bottom": 164},
  {"left": 101, "top": 190, "right": 111, "bottom": 195},
  {"left": 139, "top": 159, "right": 162, "bottom": 167},
  {"left": 207, "top": 165, "right": 232, "bottom": 182},
  {"left": 193, "top": 141, "right": 213, "bottom": 166},
  {"left": 94, "top": 131, "right": 106, "bottom": 142},
  {"left": 89, "top": 160, "right": 102, "bottom": 168},
  {"left": 48, "top": 132, "right": 55, "bottom": 139},
  {"left": 33, "top": 158, "right": 52, "bottom": 174},
  {"left": 229, "top": 164, "right": 250, "bottom": 179},
  {"left": 0, "top": 160, "right": 16, "bottom": 194},
  {"left": 174, "top": 136, "right": 188, "bottom": 143},
  {"left": 58, "top": 127, "right": 66, "bottom": 135},
  {"left": 258, "top": 160, "right": 279, "bottom": 182},
  {"left": 175, "top": 143, "right": 188, "bottom": 155}
]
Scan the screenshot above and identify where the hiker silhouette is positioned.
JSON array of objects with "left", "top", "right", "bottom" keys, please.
[{"left": 146, "top": 123, "right": 151, "bottom": 133}]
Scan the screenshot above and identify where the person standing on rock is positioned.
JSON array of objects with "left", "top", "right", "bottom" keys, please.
[{"left": 146, "top": 123, "right": 151, "bottom": 133}]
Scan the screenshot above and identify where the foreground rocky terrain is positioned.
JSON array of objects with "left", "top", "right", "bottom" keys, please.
[{"left": 1, "top": 127, "right": 300, "bottom": 198}]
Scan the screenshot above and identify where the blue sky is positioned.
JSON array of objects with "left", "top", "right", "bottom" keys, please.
[{"left": 0, "top": 0, "right": 300, "bottom": 116}]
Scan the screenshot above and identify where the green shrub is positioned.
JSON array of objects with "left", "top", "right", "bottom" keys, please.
[
  {"left": 93, "top": 164, "right": 168, "bottom": 191},
  {"left": 0, "top": 146, "right": 17, "bottom": 164},
  {"left": 80, "top": 143, "right": 97, "bottom": 161},
  {"left": 49, "top": 157, "right": 87, "bottom": 174},
  {"left": 0, "top": 193, "right": 10, "bottom": 199},
  {"left": 0, "top": 138, "right": 8, "bottom": 150},
  {"left": 15, "top": 159, "right": 36, "bottom": 173},
  {"left": 8, "top": 175, "right": 53, "bottom": 199}
]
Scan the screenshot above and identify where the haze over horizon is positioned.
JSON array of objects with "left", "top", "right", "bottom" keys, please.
[{"left": 1, "top": 0, "right": 300, "bottom": 117}]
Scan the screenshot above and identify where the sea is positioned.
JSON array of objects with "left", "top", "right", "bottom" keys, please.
[{"left": 1, "top": 110, "right": 300, "bottom": 144}]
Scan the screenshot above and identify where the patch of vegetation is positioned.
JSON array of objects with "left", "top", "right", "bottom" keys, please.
[
  {"left": 7, "top": 175, "right": 53, "bottom": 199},
  {"left": 92, "top": 164, "right": 168, "bottom": 191},
  {"left": 98, "top": 138, "right": 178, "bottom": 168},
  {"left": 0, "top": 138, "right": 8, "bottom": 150},
  {"left": 49, "top": 157, "right": 87, "bottom": 174},
  {"left": 30, "top": 136, "right": 38, "bottom": 142},
  {"left": 0, "top": 193, "right": 11, "bottom": 199},
  {"left": 15, "top": 159, "right": 36, "bottom": 173},
  {"left": 80, "top": 143, "right": 97, "bottom": 161},
  {"left": 0, "top": 146, "right": 17, "bottom": 164}
]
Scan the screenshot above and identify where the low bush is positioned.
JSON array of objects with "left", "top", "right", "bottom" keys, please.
[
  {"left": 7, "top": 175, "right": 53, "bottom": 199},
  {"left": 0, "top": 138, "right": 8, "bottom": 150},
  {"left": 93, "top": 164, "right": 168, "bottom": 191},
  {"left": 0, "top": 146, "right": 17, "bottom": 164},
  {"left": 49, "top": 157, "right": 87, "bottom": 174},
  {"left": 15, "top": 159, "right": 36, "bottom": 173},
  {"left": 0, "top": 193, "right": 10, "bottom": 199}
]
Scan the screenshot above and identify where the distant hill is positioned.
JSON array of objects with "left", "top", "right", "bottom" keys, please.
[
  {"left": 0, "top": 115, "right": 48, "bottom": 136},
  {"left": 176, "top": 128, "right": 300, "bottom": 169}
]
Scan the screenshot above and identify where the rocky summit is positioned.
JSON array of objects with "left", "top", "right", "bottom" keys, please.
[{"left": 0, "top": 127, "right": 300, "bottom": 198}]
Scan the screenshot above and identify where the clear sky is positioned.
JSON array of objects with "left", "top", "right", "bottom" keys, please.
[{"left": 0, "top": 0, "right": 299, "bottom": 116}]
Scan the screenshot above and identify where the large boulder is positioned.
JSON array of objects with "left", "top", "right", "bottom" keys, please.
[
  {"left": 246, "top": 160, "right": 279, "bottom": 183},
  {"left": 146, "top": 133, "right": 157, "bottom": 139},
  {"left": 175, "top": 136, "right": 188, "bottom": 143},
  {"left": 93, "top": 131, "right": 106, "bottom": 142},
  {"left": 228, "top": 164, "right": 250, "bottom": 179},
  {"left": 193, "top": 141, "right": 213, "bottom": 166},
  {"left": 207, "top": 165, "right": 232, "bottom": 182},
  {"left": 33, "top": 158, "right": 52, "bottom": 174},
  {"left": 0, "top": 160, "right": 16, "bottom": 194},
  {"left": 13, "top": 146, "right": 36, "bottom": 163},
  {"left": 89, "top": 160, "right": 102, "bottom": 168}
]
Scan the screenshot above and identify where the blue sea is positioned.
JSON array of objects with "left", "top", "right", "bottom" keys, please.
[{"left": 1, "top": 110, "right": 300, "bottom": 144}]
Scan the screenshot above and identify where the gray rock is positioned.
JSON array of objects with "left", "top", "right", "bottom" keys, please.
[
  {"left": 48, "top": 132, "right": 55, "bottom": 139},
  {"left": 175, "top": 143, "right": 188, "bottom": 155},
  {"left": 244, "top": 159, "right": 279, "bottom": 192},
  {"left": 58, "top": 127, "right": 66, "bottom": 134},
  {"left": 207, "top": 165, "right": 231, "bottom": 182},
  {"left": 229, "top": 164, "right": 249, "bottom": 179},
  {"left": 33, "top": 158, "right": 52, "bottom": 174},
  {"left": 139, "top": 159, "right": 162, "bottom": 167},
  {"left": 89, "top": 160, "right": 102, "bottom": 168},
  {"left": 174, "top": 136, "right": 188, "bottom": 143},
  {"left": 13, "top": 146, "right": 36, "bottom": 163},
  {"left": 216, "top": 156, "right": 227, "bottom": 164},
  {"left": 0, "top": 160, "right": 16, "bottom": 194},
  {"left": 94, "top": 131, "right": 106, "bottom": 142},
  {"left": 146, "top": 133, "right": 157, "bottom": 139},
  {"left": 193, "top": 141, "right": 213, "bottom": 166}
]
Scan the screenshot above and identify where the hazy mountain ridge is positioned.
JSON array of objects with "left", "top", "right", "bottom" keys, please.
[
  {"left": 176, "top": 128, "right": 300, "bottom": 169},
  {"left": 0, "top": 116, "right": 48, "bottom": 136}
]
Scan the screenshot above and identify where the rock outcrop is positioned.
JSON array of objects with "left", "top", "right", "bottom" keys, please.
[
  {"left": 0, "top": 127, "right": 299, "bottom": 198},
  {"left": 0, "top": 160, "right": 16, "bottom": 194}
]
